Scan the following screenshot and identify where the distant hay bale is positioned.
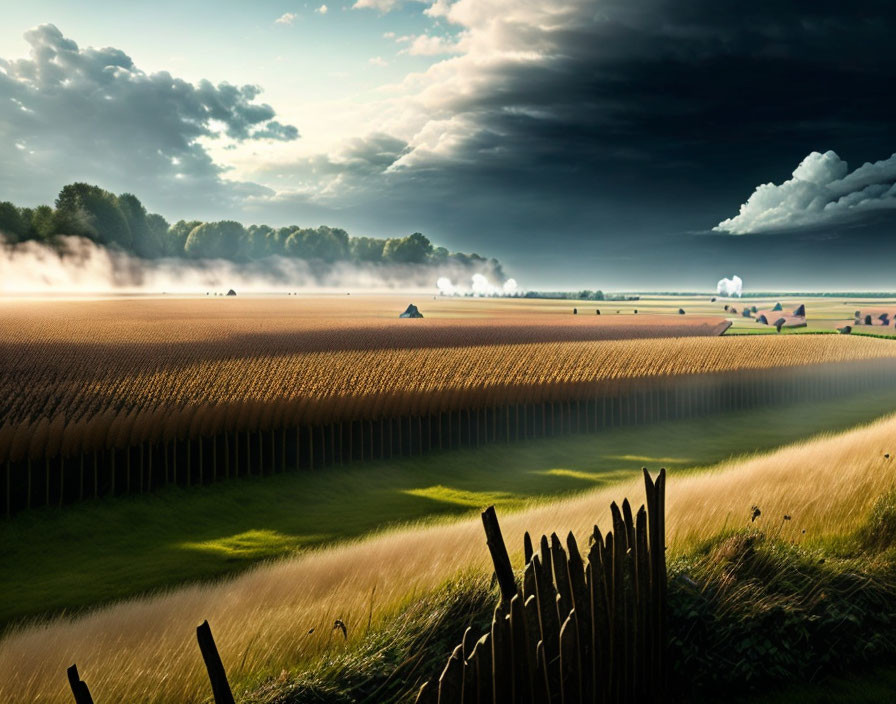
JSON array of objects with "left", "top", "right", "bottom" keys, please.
[
  {"left": 793, "top": 304, "right": 805, "bottom": 317},
  {"left": 678, "top": 308, "right": 686, "bottom": 315},
  {"left": 772, "top": 302, "right": 783, "bottom": 311},
  {"left": 839, "top": 325, "right": 852, "bottom": 335},
  {"left": 724, "top": 304, "right": 729, "bottom": 311},
  {"left": 573, "top": 308, "right": 578, "bottom": 315},
  {"left": 757, "top": 314, "right": 769, "bottom": 325},
  {"left": 595, "top": 309, "right": 600, "bottom": 315}
]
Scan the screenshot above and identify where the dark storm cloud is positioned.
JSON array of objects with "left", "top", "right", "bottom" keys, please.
[
  {"left": 404, "top": 0, "right": 896, "bottom": 193},
  {"left": 0, "top": 24, "right": 296, "bottom": 216},
  {"left": 333, "top": 0, "right": 896, "bottom": 286}
]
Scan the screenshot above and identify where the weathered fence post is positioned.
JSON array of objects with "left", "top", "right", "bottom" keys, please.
[
  {"left": 196, "top": 620, "right": 236, "bottom": 704},
  {"left": 481, "top": 505, "right": 518, "bottom": 602},
  {"left": 66, "top": 664, "right": 95, "bottom": 704},
  {"left": 430, "top": 473, "right": 669, "bottom": 704}
]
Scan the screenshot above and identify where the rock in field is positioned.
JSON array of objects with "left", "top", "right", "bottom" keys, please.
[{"left": 399, "top": 304, "right": 424, "bottom": 318}]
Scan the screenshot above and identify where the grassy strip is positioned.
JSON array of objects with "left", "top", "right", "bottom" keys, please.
[
  {"left": 241, "top": 575, "right": 495, "bottom": 704},
  {"left": 242, "top": 492, "right": 896, "bottom": 704},
  {"left": 4, "top": 388, "right": 896, "bottom": 627}
]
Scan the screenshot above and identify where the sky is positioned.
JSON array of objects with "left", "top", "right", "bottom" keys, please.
[{"left": 1, "top": 1, "right": 896, "bottom": 290}]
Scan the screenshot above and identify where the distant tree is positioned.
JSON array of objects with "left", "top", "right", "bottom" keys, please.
[
  {"left": 0, "top": 202, "right": 26, "bottom": 242},
  {"left": 145, "top": 214, "right": 170, "bottom": 257},
  {"left": 287, "top": 226, "right": 349, "bottom": 262},
  {"left": 245, "top": 224, "right": 274, "bottom": 258},
  {"left": 448, "top": 251, "right": 487, "bottom": 268},
  {"left": 184, "top": 220, "right": 247, "bottom": 260},
  {"left": 283, "top": 229, "right": 305, "bottom": 258},
  {"left": 383, "top": 232, "right": 433, "bottom": 264},
  {"left": 0, "top": 188, "right": 507, "bottom": 276},
  {"left": 167, "top": 220, "right": 202, "bottom": 257},
  {"left": 350, "top": 236, "right": 385, "bottom": 263},
  {"left": 54, "top": 183, "right": 132, "bottom": 250},
  {"left": 265, "top": 227, "right": 289, "bottom": 257},
  {"left": 118, "top": 193, "right": 159, "bottom": 257},
  {"left": 28, "top": 206, "right": 58, "bottom": 242},
  {"left": 317, "top": 226, "right": 349, "bottom": 260}
]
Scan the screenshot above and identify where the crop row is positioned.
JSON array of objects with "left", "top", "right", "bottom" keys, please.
[{"left": 3, "top": 335, "right": 896, "bottom": 514}]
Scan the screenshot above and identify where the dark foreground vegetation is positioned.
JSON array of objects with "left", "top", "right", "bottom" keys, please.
[{"left": 238, "top": 491, "right": 896, "bottom": 704}]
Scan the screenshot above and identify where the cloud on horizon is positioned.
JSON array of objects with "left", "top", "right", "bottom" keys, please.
[{"left": 715, "top": 150, "right": 896, "bottom": 234}]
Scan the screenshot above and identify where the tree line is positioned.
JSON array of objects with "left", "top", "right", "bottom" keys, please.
[{"left": 0, "top": 182, "right": 501, "bottom": 271}]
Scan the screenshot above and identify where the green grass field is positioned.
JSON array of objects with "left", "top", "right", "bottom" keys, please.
[
  {"left": 4, "top": 387, "right": 896, "bottom": 628},
  {"left": 557, "top": 292, "right": 896, "bottom": 336}
]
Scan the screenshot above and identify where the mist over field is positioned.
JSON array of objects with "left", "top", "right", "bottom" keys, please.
[{"left": 0, "top": 234, "right": 513, "bottom": 295}]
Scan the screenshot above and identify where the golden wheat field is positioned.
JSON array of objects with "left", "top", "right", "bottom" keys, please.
[
  {"left": 2, "top": 411, "right": 895, "bottom": 704},
  {"left": 2, "top": 295, "right": 895, "bottom": 463}
]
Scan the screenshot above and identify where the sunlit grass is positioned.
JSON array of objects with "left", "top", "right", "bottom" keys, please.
[
  {"left": 4, "top": 387, "right": 896, "bottom": 629},
  {"left": 179, "top": 530, "right": 325, "bottom": 560},
  {"left": 403, "top": 485, "right": 519, "bottom": 508},
  {"left": 5, "top": 405, "right": 896, "bottom": 703}
]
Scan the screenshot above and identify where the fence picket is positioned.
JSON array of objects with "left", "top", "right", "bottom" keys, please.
[{"left": 66, "top": 664, "right": 95, "bottom": 704}]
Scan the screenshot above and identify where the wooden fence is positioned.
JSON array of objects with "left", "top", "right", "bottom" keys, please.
[
  {"left": 63, "top": 470, "right": 666, "bottom": 703},
  {"left": 67, "top": 619, "right": 235, "bottom": 704},
  {"left": 416, "top": 468, "right": 668, "bottom": 704},
  {"left": 7, "top": 359, "right": 889, "bottom": 516}
]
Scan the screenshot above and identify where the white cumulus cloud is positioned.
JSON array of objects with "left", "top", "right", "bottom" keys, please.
[
  {"left": 401, "top": 34, "right": 463, "bottom": 56},
  {"left": 275, "top": 12, "right": 297, "bottom": 24},
  {"left": 0, "top": 24, "right": 297, "bottom": 216},
  {"left": 353, "top": 0, "right": 402, "bottom": 11},
  {"left": 715, "top": 150, "right": 896, "bottom": 234},
  {"left": 317, "top": 4, "right": 328, "bottom": 14},
  {"left": 716, "top": 275, "right": 743, "bottom": 297}
]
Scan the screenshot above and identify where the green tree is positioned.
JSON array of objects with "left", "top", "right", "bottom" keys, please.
[
  {"left": 349, "top": 236, "right": 385, "bottom": 263},
  {"left": 54, "top": 183, "right": 132, "bottom": 250},
  {"left": 27, "top": 206, "right": 58, "bottom": 242},
  {"left": 286, "top": 227, "right": 349, "bottom": 262},
  {"left": 146, "top": 214, "right": 171, "bottom": 257},
  {"left": 430, "top": 246, "right": 449, "bottom": 263},
  {"left": 383, "top": 232, "right": 433, "bottom": 264},
  {"left": 246, "top": 224, "right": 275, "bottom": 258},
  {"left": 0, "top": 202, "right": 26, "bottom": 242},
  {"left": 167, "top": 220, "right": 202, "bottom": 257},
  {"left": 184, "top": 220, "right": 247, "bottom": 260},
  {"left": 118, "top": 193, "right": 161, "bottom": 257}
]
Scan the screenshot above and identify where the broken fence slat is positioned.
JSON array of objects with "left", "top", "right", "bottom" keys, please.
[
  {"left": 196, "top": 620, "right": 236, "bottom": 704},
  {"left": 66, "top": 664, "right": 95, "bottom": 704},
  {"left": 481, "top": 505, "right": 518, "bottom": 603}
]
